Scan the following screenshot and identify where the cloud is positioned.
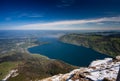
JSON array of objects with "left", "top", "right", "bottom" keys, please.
[
  {"left": 12, "top": 16, "right": 120, "bottom": 30},
  {"left": 22, "top": 16, "right": 120, "bottom": 26},
  {"left": 18, "top": 13, "right": 44, "bottom": 18},
  {"left": 57, "top": 0, "right": 75, "bottom": 8},
  {"left": 96, "top": 22, "right": 104, "bottom": 25}
]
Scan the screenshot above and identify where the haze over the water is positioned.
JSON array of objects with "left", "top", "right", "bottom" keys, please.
[{"left": 0, "top": 0, "right": 120, "bottom": 30}]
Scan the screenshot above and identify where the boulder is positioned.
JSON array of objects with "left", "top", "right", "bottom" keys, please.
[{"left": 116, "top": 56, "right": 120, "bottom": 61}]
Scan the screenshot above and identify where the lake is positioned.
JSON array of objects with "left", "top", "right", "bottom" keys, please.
[{"left": 28, "top": 37, "right": 111, "bottom": 66}]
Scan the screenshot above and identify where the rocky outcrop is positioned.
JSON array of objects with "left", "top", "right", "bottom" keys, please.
[
  {"left": 116, "top": 56, "right": 120, "bottom": 61},
  {"left": 41, "top": 56, "right": 120, "bottom": 81}
]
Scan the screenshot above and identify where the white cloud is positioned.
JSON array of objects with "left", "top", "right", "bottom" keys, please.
[
  {"left": 12, "top": 16, "right": 120, "bottom": 30},
  {"left": 96, "top": 22, "right": 104, "bottom": 25}
]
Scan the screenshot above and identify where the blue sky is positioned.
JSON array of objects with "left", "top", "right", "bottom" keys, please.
[{"left": 0, "top": 0, "right": 120, "bottom": 30}]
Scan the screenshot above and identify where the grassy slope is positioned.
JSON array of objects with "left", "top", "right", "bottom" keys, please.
[
  {"left": 0, "top": 61, "right": 19, "bottom": 80},
  {"left": 0, "top": 51, "right": 77, "bottom": 81},
  {"left": 60, "top": 34, "right": 120, "bottom": 57}
]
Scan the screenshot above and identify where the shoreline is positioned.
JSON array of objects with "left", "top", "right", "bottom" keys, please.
[
  {"left": 25, "top": 44, "right": 39, "bottom": 54},
  {"left": 25, "top": 44, "right": 51, "bottom": 60},
  {"left": 60, "top": 40, "right": 113, "bottom": 58}
]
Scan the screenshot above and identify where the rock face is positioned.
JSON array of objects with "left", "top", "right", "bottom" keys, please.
[
  {"left": 116, "top": 67, "right": 120, "bottom": 81},
  {"left": 116, "top": 56, "right": 120, "bottom": 61},
  {"left": 41, "top": 56, "right": 120, "bottom": 81}
]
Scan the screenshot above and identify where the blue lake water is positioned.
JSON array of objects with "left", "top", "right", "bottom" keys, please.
[{"left": 28, "top": 37, "right": 111, "bottom": 66}]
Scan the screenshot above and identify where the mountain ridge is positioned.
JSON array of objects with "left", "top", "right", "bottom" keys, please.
[
  {"left": 41, "top": 56, "right": 120, "bottom": 81},
  {"left": 60, "top": 33, "right": 120, "bottom": 57}
]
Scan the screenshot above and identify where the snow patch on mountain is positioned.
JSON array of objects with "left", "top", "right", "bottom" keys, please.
[{"left": 41, "top": 56, "right": 120, "bottom": 81}]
